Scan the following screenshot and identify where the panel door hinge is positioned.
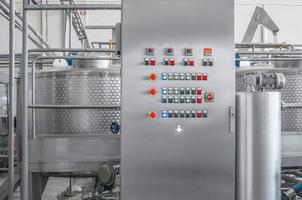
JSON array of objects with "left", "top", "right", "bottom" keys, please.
[{"left": 229, "top": 106, "right": 235, "bottom": 134}]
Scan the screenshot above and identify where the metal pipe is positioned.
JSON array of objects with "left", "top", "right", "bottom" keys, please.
[
  {"left": 20, "top": 4, "right": 29, "bottom": 200},
  {"left": 236, "top": 43, "right": 298, "bottom": 48},
  {"left": 282, "top": 102, "right": 302, "bottom": 110},
  {"left": 24, "top": 4, "right": 122, "bottom": 10},
  {"left": 237, "top": 51, "right": 302, "bottom": 55},
  {"left": 8, "top": 0, "right": 15, "bottom": 198},
  {"left": 32, "top": 56, "right": 120, "bottom": 60},
  {"left": 69, "top": 11, "right": 72, "bottom": 49},
  {"left": 239, "top": 58, "right": 302, "bottom": 62},
  {"left": 28, "top": 105, "right": 120, "bottom": 109},
  {"left": 85, "top": 25, "right": 116, "bottom": 30},
  {"left": 28, "top": 48, "right": 116, "bottom": 53}
]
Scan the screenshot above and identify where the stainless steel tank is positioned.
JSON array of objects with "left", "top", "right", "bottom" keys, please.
[
  {"left": 237, "top": 68, "right": 302, "bottom": 134},
  {"left": 236, "top": 92, "right": 281, "bottom": 200},
  {"left": 30, "top": 67, "right": 121, "bottom": 137}
]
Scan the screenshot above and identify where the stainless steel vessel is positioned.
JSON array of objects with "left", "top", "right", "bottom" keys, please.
[
  {"left": 236, "top": 92, "right": 281, "bottom": 200},
  {"left": 30, "top": 67, "right": 121, "bottom": 137}
]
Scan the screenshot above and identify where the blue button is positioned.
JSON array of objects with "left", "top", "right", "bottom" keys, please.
[
  {"left": 162, "top": 73, "right": 168, "bottom": 80},
  {"left": 162, "top": 88, "right": 168, "bottom": 95},
  {"left": 162, "top": 111, "right": 168, "bottom": 118}
]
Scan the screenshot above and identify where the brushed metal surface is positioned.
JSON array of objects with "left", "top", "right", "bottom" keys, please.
[
  {"left": 29, "top": 68, "right": 121, "bottom": 136},
  {"left": 121, "top": 0, "right": 235, "bottom": 200},
  {"left": 236, "top": 92, "right": 281, "bottom": 200},
  {"left": 236, "top": 68, "right": 302, "bottom": 133}
]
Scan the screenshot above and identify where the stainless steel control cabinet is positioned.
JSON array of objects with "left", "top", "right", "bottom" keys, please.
[{"left": 121, "top": 0, "right": 235, "bottom": 200}]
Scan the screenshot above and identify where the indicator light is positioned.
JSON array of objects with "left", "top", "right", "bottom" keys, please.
[
  {"left": 191, "top": 111, "right": 197, "bottom": 118},
  {"left": 164, "top": 58, "right": 169, "bottom": 65},
  {"left": 149, "top": 73, "right": 157, "bottom": 81},
  {"left": 183, "top": 59, "right": 189, "bottom": 66},
  {"left": 197, "top": 111, "right": 203, "bottom": 118},
  {"left": 203, "top": 74, "right": 208, "bottom": 81},
  {"left": 146, "top": 48, "right": 155, "bottom": 55},
  {"left": 197, "top": 74, "right": 202, "bottom": 81},
  {"left": 162, "top": 73, "right": 168, "bottom": 80},
  {"left": 189, "top": 59, "right": 195, "bottom": 66},
  {"left": 197, "top": 88, "right": 203, "bottom": 95},
  {"left": 204, "top": 48, "right": 212, "bottom": 56},
  {"left": 202, "top": 59, "right": 208, "bottom": 66},
  {"left": 149, "top": 88, "right": 157, "bottom": 96},
  {"left": 148, "top": 111, "right": 157, "bottom": 119},
  {"left": 162, "top": 97, "right": 168, "bottom": 103},
  {"left": 150, "top": 58, "right": 156, "bottom": 66},
  {"left": 203, "top": 111, "right": 208, "bottom": 118},
  {"left": 185, "top": 48, "right": 193, "bottom": 56},
  {"left": 162, "top": 111, "right": 168, "bottom": 118},
  {"left": 145, "top": 58, "right": 150, "bottom": 65},
  {"left": 169, "top": 58, "right": 175, "bottom": 66},
  {"left": 165, "top": 48, "right": 174, "bottom": 55},
  {"left": 162, "top": 88, "right": 168, "bottom": 95},
  {"left": 197, "top": 97, "right": 203, "bottom": 104}
]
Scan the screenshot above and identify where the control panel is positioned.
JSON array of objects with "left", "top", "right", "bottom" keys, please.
[
  {"left": 144, "top": 47, "right": 215, "bottom": 120},
  {"left": 121, "top": 0, "right": 235, "bottom": 200}
]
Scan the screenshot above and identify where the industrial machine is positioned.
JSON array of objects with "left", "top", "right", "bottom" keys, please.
[{"left": 3, "top": 0, "right": 302, "bottom": 199}]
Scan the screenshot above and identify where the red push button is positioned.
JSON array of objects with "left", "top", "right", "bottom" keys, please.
[
  {"left": 197, "top": 97, "right": 203, "bottom": 104},
  {"left": 197, "top": 112, "right": 203, "bottom": 118},
  {"left": 169, "top": 59, "right": 175, "bottom": 66},
  {"left": 150, "top": 58, "right": 156, "bottom": 66},
  {"left": 197, "top": 74, "right": 202, "bottom": 81},
  {"left": 203, "top": 74, "right": 208, "bottom": 81},
  {"left": 149, "top": 88, "right": 157, "bottom": 96},
  {"left": 149, "top": 73, "right": 157, "bottom": 81},
  {"left": 197, "top": 88, "right": 203, "bottom": 95},
  {"left": 148, "top": 111, "right": 157, "bottom": 119},
  {"left": 189, "top": 59, "right": 195, "bottom": 66}
]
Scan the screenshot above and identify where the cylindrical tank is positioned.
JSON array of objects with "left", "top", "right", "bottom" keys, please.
[
  {"left": 236, "top": 92, "right": 281, "bottom": 200},
  {"left": 29, "top": 67, "right": 121, "bottom": 136},
  {"left": 237, "top": 68, "right": 302, "bottom": 134}
]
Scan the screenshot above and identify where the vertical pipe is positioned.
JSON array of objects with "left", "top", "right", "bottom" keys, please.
[
  {"left": 236, "top": 92, "right": 281, "bottom": 200},
  {"left": 8, "top": 0, "right": 15, "bottom": 198},
  {"left": 69, "top": 11, "right": 72, "bottom": 49},
  {"left": 31, "top": 60, "right": 36, "bottom": 139},
  {"left": 63, "top": 10, "right": 67, "bottom": 56},
  {"left": 21, "top": 3, "right": 29, "bottom": 200}
]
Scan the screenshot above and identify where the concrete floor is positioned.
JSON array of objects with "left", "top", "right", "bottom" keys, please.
[{"left": 12, "top": 177, "right": 83, "bottom": 200}]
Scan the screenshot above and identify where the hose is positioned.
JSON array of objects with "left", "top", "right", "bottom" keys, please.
[{"left": 284, "top": 182, "right": 302, "bottom": 200}]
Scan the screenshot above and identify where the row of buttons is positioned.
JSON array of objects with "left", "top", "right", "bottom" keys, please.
[
  {"left": 162, "top": 88, "right": 203, "bottom": 96},
  {"left": 146, "top": 48, "right": 212, "bottom": 57},
  {"left": 162, "top": 110, "right": 208, "bottom": 119},
  {"left": 144, "top": 58, "right": 213, "bottom": 66},
  {"left": 162, "top": 96, "right": 203, "bottom": 104},
  {"left": 161, "top": 73, "right": 208, "bottom": 81}
]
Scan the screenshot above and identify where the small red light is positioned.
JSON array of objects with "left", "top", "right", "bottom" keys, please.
[
  {"left": 149, "top": 73, "right": 157, "bottom": 81},
  {"left": 150, "top": 58, "right": 156, "bottom": 66},
  {"left": 149, "top": 111, "right": 157, "bottom": 119},
  {"left": 197, "top": 97, "right": 202, "bottom": 104},
  {"left": 148, "top": 48, "right": 154, "bottom": 53},
  {"left": 203, "top": 74, "right": 208, "bottom": 81},
  {"left": 189, "top": 59, "right": 195, "bottom": 66},
  {"left": 204, "top": 48, "right": 212, "bottom": 56},
  {"left": 197, "top": 74, "right": 202, "bottom": 81},
  {"left": 169, "top": 59, "right": 175, "bottom": 66},
  {"left": 197, "top": 112, "right": 203, "bottom": 118},
  {"left": 149, "top": 88, "right": 157, "bottom": 96},
  {"left": 197, "top": 89, "right": 202, "bottom": 95}
]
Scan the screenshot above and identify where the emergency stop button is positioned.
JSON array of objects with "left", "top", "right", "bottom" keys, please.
[
  {"left": 149, "top": 73, "right": 157, "bottom": 81},
  {"left": 148, "top": 111, "right": 157, "bottom": 119},
  {"left": 149, "top": 88, "right": 157, "bottom": 96}
]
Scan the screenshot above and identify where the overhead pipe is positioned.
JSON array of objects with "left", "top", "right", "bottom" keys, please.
[{"left": 24, "top": 4, "right": 122, "bottom": 10}]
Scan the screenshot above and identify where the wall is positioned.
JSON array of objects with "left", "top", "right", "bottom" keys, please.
[{"left": 0, "top": 0, "right": 302, "bottom": 54}]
